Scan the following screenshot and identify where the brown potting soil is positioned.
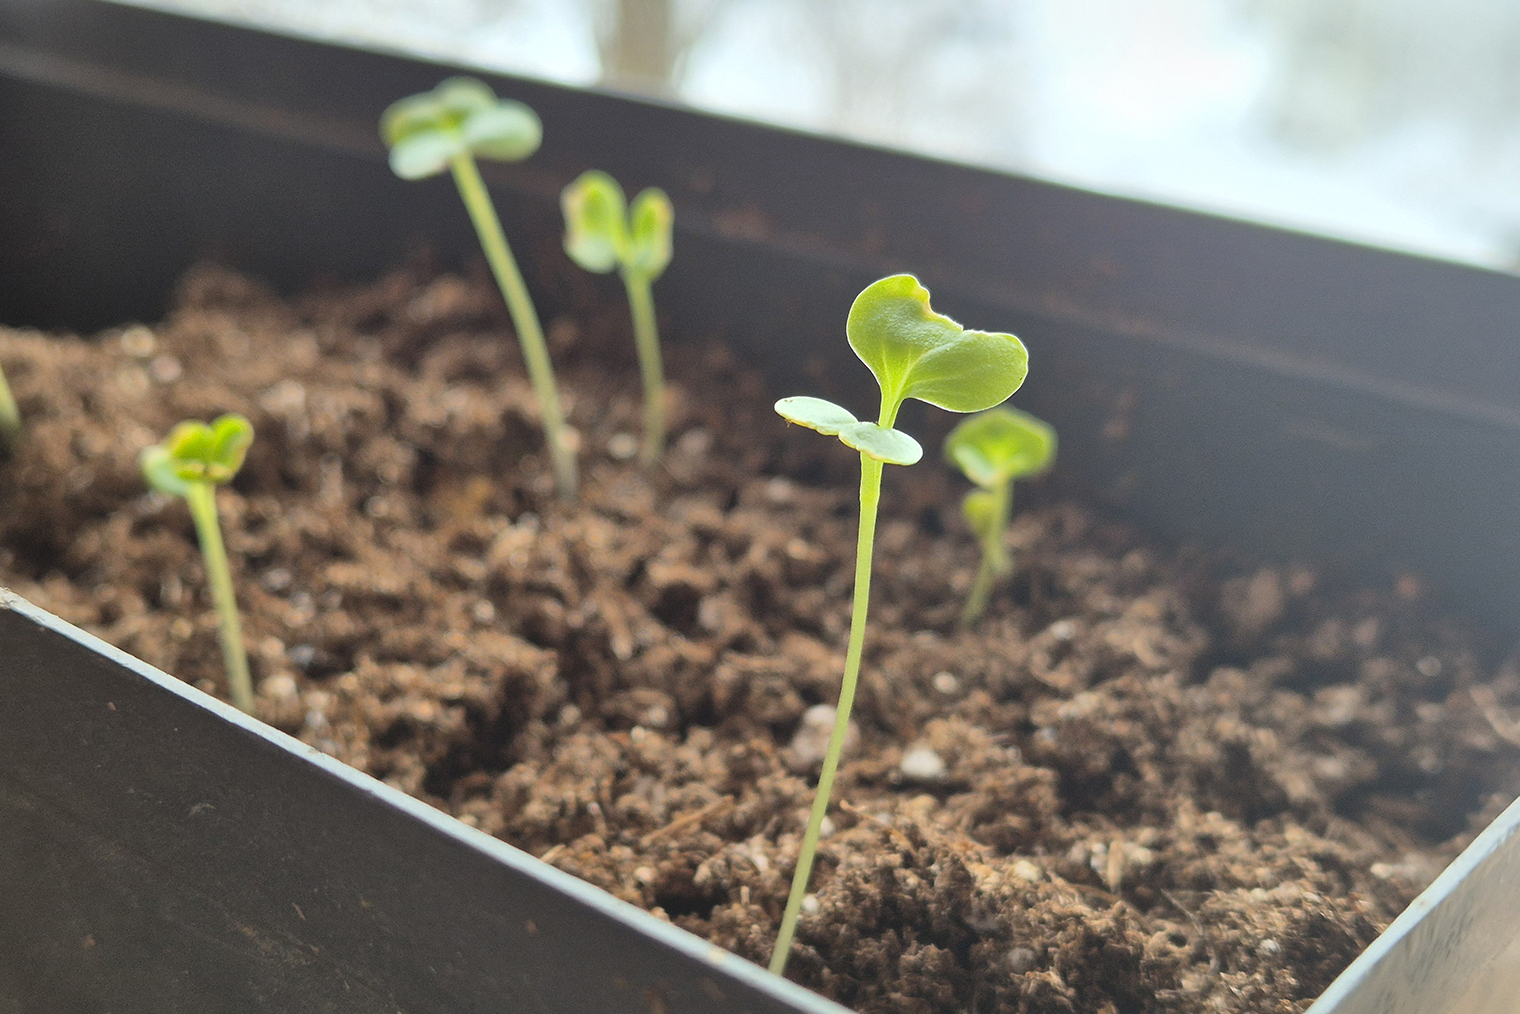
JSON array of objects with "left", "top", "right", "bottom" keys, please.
[{"left": 3, "top": 263, "right": 1519, "bottom": 1014}]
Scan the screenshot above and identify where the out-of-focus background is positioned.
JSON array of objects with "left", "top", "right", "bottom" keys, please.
[{"left": 127, "top": 0, "right": 1520, "bottom": 271}]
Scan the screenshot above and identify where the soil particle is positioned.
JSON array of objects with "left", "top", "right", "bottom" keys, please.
[{"left": 4, "top": 263, "right": 1519, "bottom": 1013}]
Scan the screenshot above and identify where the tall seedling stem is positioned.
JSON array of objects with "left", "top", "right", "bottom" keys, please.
[
  {"left": 382, "top": 78, "right": 577, "bottom": 499},
  {"left": 562, "top": 170, "right": 674, "bottom": 464},
  {"left": 624, "top": 264, "right": 665, "bottom": 464},
  {"left": 769, "top": 275, "right": 1030, "bottom": 975},
  {"left": 141, "top": 415, "right": 256, "bottom": 713},
  {"left": 451, "top": 154, "right": 576, "bottom": 495},
  {"left": 961, "top": 477, "right": 1009, "bottom": 625}
]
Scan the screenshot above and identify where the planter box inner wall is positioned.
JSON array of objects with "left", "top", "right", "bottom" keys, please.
[{"left": 3, "top": 2, "right": 1520, "bottom": 1012}]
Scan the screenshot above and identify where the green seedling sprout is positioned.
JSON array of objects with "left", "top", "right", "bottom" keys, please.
[
  {"left": 0, "top": 362, "right": 18, "bottom": 446},
  {"left": 561, "top": 170, "right": 674, "bottom": 465},
  {"left": 381, "top": 77, "right": 577, "bottom": 499},
  {"left": 769, "top": 274, "right": 1029, "bottom": 975},
  {"left": 140, "top": 415, "right": 256, "bottom": 713},
  {"left": 944, "top": 406, "right": 1056, "bottom": 628}
]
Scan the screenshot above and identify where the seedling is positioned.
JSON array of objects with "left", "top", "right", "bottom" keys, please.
[
  {"left": 140, "top": 415, "right": 256, "bottom": 713},
  {"left": 944, "top": 406, "right": 1056, "bottom": 627},
  {"left": 381, "top": 77, "right": 577, "bottom": 499},
  {"left": 0, "top": 362, "right": 17, "bottom": 446},
  {"left": 562, "top": 170, "right": 673, "bottom": 464},
  {"left": 770, "top": 274, "right": 1028, "bottom": 975}
]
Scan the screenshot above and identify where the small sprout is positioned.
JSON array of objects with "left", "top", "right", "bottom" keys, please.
[
  {"left": 562, "top": 170, "right": 674, "bottom": 464},
  {"left": 0, "top": 361, "right": 18, "bottom": 447},
  {"left": 944, "top": 406, "right": 1056, "bottom": 627},
  {"left": 381, "top": 78, "right": 577, "bottom": 499},
  {"left": 768, "top": 274, "right": 1028, "bottom": 976},
  {"left": 141, "top": 414, "right": 256, "bottom": 713}
]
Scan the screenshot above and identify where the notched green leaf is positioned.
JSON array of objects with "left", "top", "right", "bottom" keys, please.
[
  {"left": 838, "top": 422, "right": 922, "bottom": 465},
  {"left": 775, "top": 396, "right": 857, "bottom": 435},
  {"left": 381, "top": 77, "right": 541, "bottom": 179},
  {"left": 945, "top": 406, "right": 1056, "bottom": 489},
  {"left": 142, "top": 414, "right": 254, "bottom": 491},
  {"left": 627, "top": 188, "right": 673, "bottom": 279},
  {"left": 561, "top": 171, "right": 673, "bottom": 280},
  {"left": 562, "top": 170, "right": 628, "bottom": 273},
  {"left": 847, "top": 274, "right": 1028, "bottom": 416}
]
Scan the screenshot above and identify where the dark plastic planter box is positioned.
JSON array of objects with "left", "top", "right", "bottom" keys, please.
[{"left": 2, "top": 2, "right": 1519, "bottom": 1011}]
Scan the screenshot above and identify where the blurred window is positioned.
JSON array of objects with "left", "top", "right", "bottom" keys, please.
[{"left": 128, "top": 0, "right": 1520, "bottom": 270}]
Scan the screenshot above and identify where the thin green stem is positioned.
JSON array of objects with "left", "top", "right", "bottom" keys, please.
[
  {"left": 185, "top": 482, "right": 253, "bottom": 713},
  {"left": 959, "top": 479, "right": 1012, "bottom": 629},
  {"left": 770, "top": 454, "right": 884, "bottom": 976},
  {"left": 450, "top": 153, "right": 577, "bottom": 499},
  {"left": 620, "top": 268, "right": 666, "bottom": 465},
  {"left": 0, "top": 362, "right": 19, "bottom": 446},
  {"left": 960, "top": 556, "right": 998, "bottom": 629}
]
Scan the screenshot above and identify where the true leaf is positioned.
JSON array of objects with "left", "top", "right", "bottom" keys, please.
[{"left": 846, "top": 274, "right": 1028, "bottom": 416}]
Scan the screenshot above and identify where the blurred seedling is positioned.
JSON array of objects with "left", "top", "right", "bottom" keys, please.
[
  {"left": 769, "top": 274, "right": 1029, "bottom": 975},
  {"left": 562, "top": 170, "right": 673, "bottom": 464},
  {"left": 944, "top": 406, "right": 1056, "bottom": 628},
  {"left": 140, "top": 414, "right": 256, "bottom": 713},
  {"left": 0, "top": 361, "right": 18, "bottom": 447},
  {"left": 381, "top": 77, "right": 577, "bottom": 499}
]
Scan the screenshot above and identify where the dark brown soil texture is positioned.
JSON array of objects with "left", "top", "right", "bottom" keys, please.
[{"left": 4, "top": 264, "right": 1520, "bottom": 1014}]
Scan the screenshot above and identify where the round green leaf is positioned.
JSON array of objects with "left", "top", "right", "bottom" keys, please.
[
  {"left": 140, "top": 444, "right": 192, "bottom": 498},
  {"left": 837, "top": 422, "right": 923, "bottom": 466},
  {"left": 380, "top": 91, "right": 443, "bottom": 146},
  {"left": 388, "top": 128, "right": 461, "bottom": 180},
  {"left": 463, "top": 101, "right": 541, "bottom": 163},
  {"left": 774, "top": 396, "right": 858, "bottom": 435},
  {"left": 847, "top": 274, "right": 1028, "bottom": 416},
  {"left": 944, "top": 406, "right": 1056, "bottom": 488},
  {"left": 432, "top": 77, "right": 497, "bottom": 117},
  {"left": 562, "top": 170, "right": 628, "bottom": 274},
  {"left": 627, "top": 188, "right": 673, "bottom": 280}
]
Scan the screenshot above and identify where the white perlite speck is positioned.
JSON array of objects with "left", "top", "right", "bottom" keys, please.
[
  {"left": 607, "top": 432, "right": 638, "bottom": 460},
  {"left": 899, "top": 745, "right": 947, "bottom": 781},
  {"left": 786, "top": 704, "right": 858, "bottom": 770}
]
